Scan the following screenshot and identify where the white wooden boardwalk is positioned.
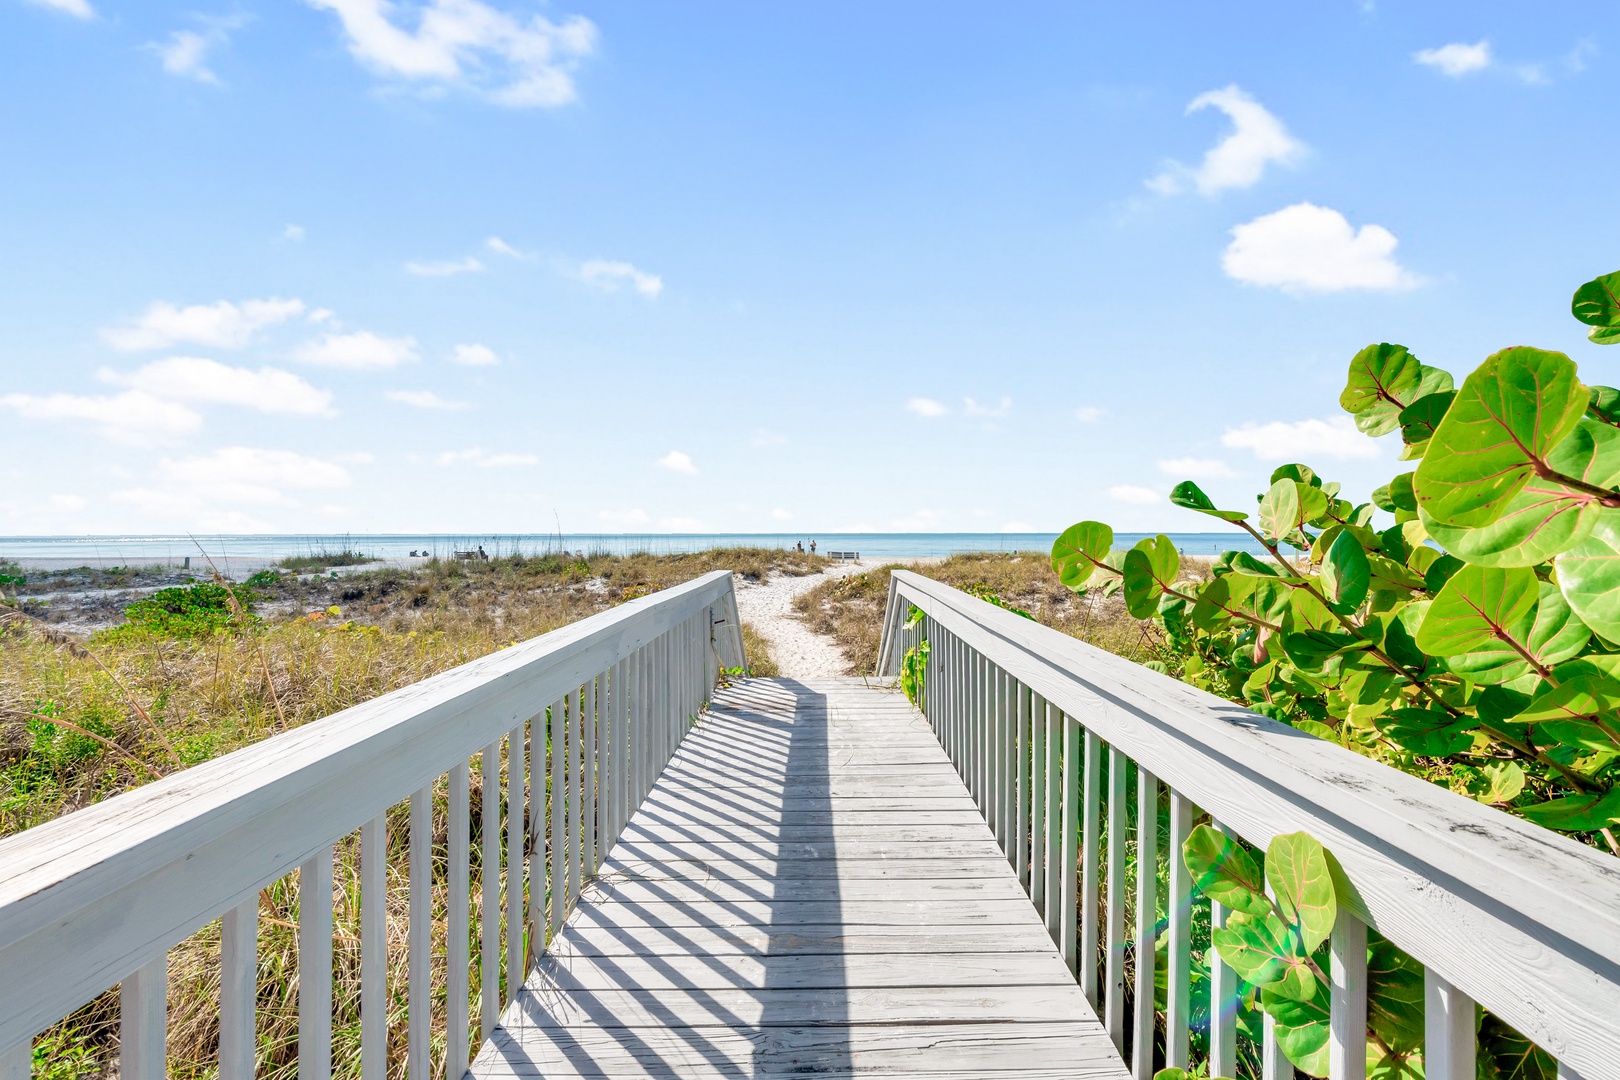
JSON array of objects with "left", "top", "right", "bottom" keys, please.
[{"left": 470, "top": 677, "right": 1127, "bottom": 1079}]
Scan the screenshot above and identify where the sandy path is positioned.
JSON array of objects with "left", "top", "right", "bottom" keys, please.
[{"left": 732, "top": 563, "right": 871, "bottom": 679}]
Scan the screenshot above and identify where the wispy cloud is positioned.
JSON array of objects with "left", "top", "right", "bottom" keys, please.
[
  {"left": 306, "top": 0, "right": 597, "bottom": 107},
  {"left": 386, "top": 389, "right": 469, "bottom": 410},
  {"left": 750, "top": 429, "right": 788, "bottom": 447},
  {"left": 1413, "top": 40, "right": 1492, "bottom": 77},
  {"left": 450, "top": 343, "right": 499, "bottom": 366},
  {"left": 437, "top": 447, "right": 540, "bottom": 467},
  {"left": 1074, "top": 406, "right": 1104, "bottom": 423},
  {"left": 24, "top": 0, "right": 93, "bottom": 19},
  {"left": 1223, "top": 203, "right": 1420, "bottom": 293},
  {"left": 405, "top": 255, "right": 485, "bottom": 277},
  {"left": 1147, "top": 85, "right": 1305, "bottom": 197},
  {"left": 771, "top": 507, "right": 793, "bottom": 521},
  {"left": 486, "top": 236, "right": 533, "bottom": 259},
  {"left": 282, "top": 224, "right": 306, "bottom": 242},
  {"left": 1158, "top": 456, "right": 1233, "bottom": 478},
  {"left": 104, "top": 297, "right": 306, "bottom": 351},
  {"left": 906, "top": 397, "right": 949, "bottom": 418},
  {"left": 580, "top": 259, "right": 663, "bottom": 297},
  {"left": 295, "top": 331, "right": 419, "bottom": 370},
  {"left": 1221, "top": 417, "right": 1380, "bottom": 460},
  {"left": 0, "top": 390, "right": 201, "bottom": 444},
  {"left": 657, "top": 449, "right": 697, "bottom": 474},
  {"left": 149, "top": 16, "right": 248, "bottom": 85},
  {"left": 963, "top": 396, "right": 1012, "bottom": 418},
  {"left": 102, "top": 357, "right": 334, "bottom": 416}
]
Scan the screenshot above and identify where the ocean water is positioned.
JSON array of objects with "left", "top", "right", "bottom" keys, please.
[{"left": 0, "top": 531, "right": 1272, "bottom": 564}]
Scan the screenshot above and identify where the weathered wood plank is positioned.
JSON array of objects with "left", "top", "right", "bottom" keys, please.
[
  {"left": 563, "top": 898, "right": 1047, "bottom": 928},
  {"left": 554, "top": 922, "right": 1068, "bottom": 957}
]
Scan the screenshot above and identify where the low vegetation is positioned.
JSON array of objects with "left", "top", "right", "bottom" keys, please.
[{"left": 0, "top": 546, "right": 820, "bottom": 1080}]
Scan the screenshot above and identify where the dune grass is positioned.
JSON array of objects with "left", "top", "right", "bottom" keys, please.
[
  {"left": 0, "top": 546, "right": 819, "bottom": 1080},
  {"left": 793, "top": 551, "right": 1167, "bottom": 676}
]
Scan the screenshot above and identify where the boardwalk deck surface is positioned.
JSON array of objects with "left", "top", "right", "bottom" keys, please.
[{"left": 469, "top": 677, "right": 1128, "bottom": 1078}]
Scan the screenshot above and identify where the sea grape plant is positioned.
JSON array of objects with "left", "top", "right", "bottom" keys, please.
[{"left": 1052, "top": 270, "right": 1620, "bottom": 855}]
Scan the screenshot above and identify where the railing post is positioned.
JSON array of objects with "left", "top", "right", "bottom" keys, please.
[
  {"left": 1330, "top": 910, "right": 1368, "bottom": 1080},
  {"left": 121, "top": 955, "right": 167, "bottom": 1080},
  {"left": 1132, "top": 766, "right": 1158, "bottom": 1080},
  {"left": 220, "top": 895, "right": 258, "bottom": 1080},
  {"left": 447, "top": 761, "right": 470, "bottom": 1078},
  {"left": 503, "top": 724, "right": 524, "bottom": 1006},
  {"left": 407, "top": 785, "right": 431, "bottom": 1080},
  {"left": 298, "top": 846, "right": 334, "bottom": 1080},
  {"left": 1081, "top": 729, "right": 1100, "bottom": 1003},
  {"left": 1105, "top": 745, "right": 1127, "bottom": 1052},
  {"left": 1030, "top": 693, "right": 1046, "bottom": 912},
  {"left": 1062, "top": 714, "right": 1080, "bottom": 979},
  {"left": 1425, "top": 970, "right": 1475, "bottom": 1080},
  {"left": 479, "top": 740, "right": 500, "bottom": 1037},
  {"left": 549, "top": 696, "right": 565, "bottom": 940},
  {"left": 1166, "top": 791, "right": 1193, "bottom": 1070},
  {"left": 361, "top": 813, "right": 387, "bottom": 1080},
  {"left": 0, "top": 1042, "right": 27, "bottom": 1080}
]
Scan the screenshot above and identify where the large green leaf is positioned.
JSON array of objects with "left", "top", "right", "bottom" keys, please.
[
  {"left": 1572, "top": 269, "right": 1620, "bottom": 328},
  {"left": 1554, "top": 511, "right": 1620, "bottom": 642},
  {"left": 1051, "top": 521, "right": 1114, "bottom": 590},
  {"left": 1525, "top": 582, "right": 1592, "bottom": 667},
  {"left": 1590, "top": 385, "right": 1620, "bottom": 426},
  {"left": 1517, "top": 673, "right": 1620, "bottom": 750},
  {"left": 1397, "top": 389, "right": 1455, "bottom": 460},
  {"left": 1420, "top": 420, "right": 1620, "bottom": 567},
  {"left": 1366, "top": 937, "right": 1425, "bottom": 1054},
  {"left": 1415, "top": 564, "right": 1540, "bottom": 655},
  {"left": 1261, "top": 981, "right": 1332, "bottom": 1077},
  {"left": 1259, "top": 478, "right": 1303, "bottom": 542},
  {"left": 1516, "top": 786, "right": 1620, "bottom": 831},
  {"left": 1479, "top": 1015, "right": 1557, "bottom": 1080},
  {"left": 1320, "top": 529, "right": 1370, "bottom": 611},
  {"left": 1264, "top": 832, "right": 1337, "bottom": 953},
  {"left": 1413, "top": 347, "right": 1589, "bottom": 527},
  {"left": 1213, "top": 911, "right": 1316, "bottom": 1000},
  {"left": 1182, "top": 823, "right": 1270, "bottom": 916},
  {"left": 1341, "top": 343, "right": 1422, "bottom": 436},
  {"left": 1123, "top": 535, "right": 1180, "bottom": 620},
  {"left": 1170, "top": 479, "right": 1249, "bottom": 523},
  {"left": 1373, "top": 708, "right": 1477, "bottom": 755}
]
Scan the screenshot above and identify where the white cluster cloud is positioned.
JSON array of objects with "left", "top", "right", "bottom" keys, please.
[
  {"left": 104, "top": 297, "right": 306, "bottom": 351},
  {"left": 1148, "top": 86, "right": 1305, "bottom": 197},
  {"left": 1222, "top": 202, "right": 1419, "bottom": 293},
  {"left": 387, "top": 389, "right": 468, "bottom": 410},
  {"left": 150, "top": 16, "right": 247, "bottom": 85},
  {"left": 296, "top": 330, "right": 419, "bottom": 369},
  {"left": 115, "top": 446, "right": 353, "bottom": 528},
  {"left": 0, "top": 390, "right": 201, "bottom": 444},
  {"left": 1221, "top": 416, "right": 1380, "bottom": 461},
  {"left": 306, "top": 0, "right": 598, "bottom": 107},
  {"left": 437, "top": 447, "right": 539, "bottom": 467},
  {"left": 1414, "top": 41, "right": 1492, "bottom": 77},
  {"left": 103, "top": 357, "right": 334, "bottom": 416},
  {"left": 657, "top": 449, "right": 697, "bottom": 475},
  {"left": 580, "top": 259, "right": 663, "bottom": 297},
  {"left": 450, "top": 343, "right": 499, "bottom": 366}
]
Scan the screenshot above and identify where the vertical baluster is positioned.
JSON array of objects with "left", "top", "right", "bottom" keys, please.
[
  {"left": 121, "top": 955, "right": 167, "bottom": 1080},
  {"left": 220, "top": 895, "right": 258, "bottom": 1080},
  {"left": 448, "top": 761, "right": 470, "bottom": 1077},
  {"left": 586, "top": 675, "right": 598, "bottom": 876},
  {"left": 994, "top": 669, "right": 1008, "bottom": 851},
  {"left": 362, "top": 813, "right": 387, "bottom": 1080},
  {"left": 480, "top": 741, "right": 500, "bottom": 1037},
  {"left": 1425, "top": 970, "right": 1475, "bottom": 1080},
  {"left": 1330, "top": 910, "right": 1368, "bottom": 1080},
  {"left": 635, "top": 647, "right": 648, "bottom": 808},
  {"left": 615, "top": 658, "right": 629, "bottom": 847},
  {"left": 1016, "top": 682, "right": 1030, "bottom": 888},
  {"left": 1045, "top": 701, "right": 1062, "bottom": 946},
  {"left": 569, "top": 688, "right": 582, "bottom": 909},
  {"left": 1002, "top": 672, "right": 1015, "bottom": 860},
  {"left": 1558, "top": 1065, "right": 1587, "bottom": 1080},
  {"left": 978, "top": 653, "right": 989, "bottom": 815},
  {"left": 1208, "top": 818, "right": 1238, "bottom": 1079},
  {"left": 504, "top": 724, "right": 523, "bottom": 1003},
  {"left": 1081, "top": 730, "right": 1101, "bottom": 1004},
  {"left": 1133, "top": 767, "right": 1158, "bottom": 1080},
  {"left": 1167, "top": 792, "right": 1193, "bottom": 1070},
  {"left": 408, "top": 785, "right": 431, "bottom": 1080},
  {"left": 0, "top": 1042, "right": 28, "bottom": 1080},
  {"left": 550, "top": 696, "right": 566, "bottom": 939},
  {"left": 1029, "top": 693, "right": 1046, "bottom": 913},
  {"left": 1062, "top": 714, "right": 1080, "bottom": 977},
  {"left": 299, "top": 845, "right": 334, "bottom": 1080},
  {"left": 1105, "top": 746, "right": 1127, "bottom": 1052}
]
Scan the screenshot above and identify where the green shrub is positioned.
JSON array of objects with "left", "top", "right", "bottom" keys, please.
[{"left": 103, "top": 582, "right": 258, "bottom": 640}]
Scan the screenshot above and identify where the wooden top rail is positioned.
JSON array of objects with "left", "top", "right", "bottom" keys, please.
[
  {"left": 877, "top": 569, "right": 1620, "bottom": 1077},
  {"left": 0, "top": 570, "right": 744, "bottom": 1050}
]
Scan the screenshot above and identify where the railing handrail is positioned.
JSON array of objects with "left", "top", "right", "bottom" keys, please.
[
  {"left": 0, "top": 569, "right": 744, "bottom": 1049},
  {"left": 879, "top": 569, "right": 1620, "bottom": 1076}
]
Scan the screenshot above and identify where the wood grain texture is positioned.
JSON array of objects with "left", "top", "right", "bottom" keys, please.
[
  {"left": 888, "top": 571, "right": 1620, "bottom": 1077},
  {"left": 470, "top": 677, "right": 1127, "bottom": 1079}
]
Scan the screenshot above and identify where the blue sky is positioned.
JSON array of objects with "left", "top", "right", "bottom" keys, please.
[{"left": 0, "top": 1, "right": 1613, "bottom": 536}]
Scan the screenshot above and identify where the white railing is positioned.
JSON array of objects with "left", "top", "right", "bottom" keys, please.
[
  {"left": 0, "top": 570, "right": 745, "bottom": 1080},
  {"left": 877, "top": 569, "right": 1620, "bottom": 1080}
]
